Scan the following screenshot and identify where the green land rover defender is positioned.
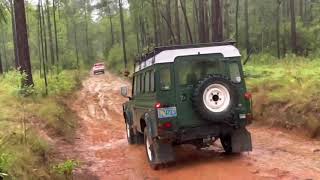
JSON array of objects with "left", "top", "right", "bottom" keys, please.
[{"left": 121, "top": 42, "right": 253, "bottom": 169}]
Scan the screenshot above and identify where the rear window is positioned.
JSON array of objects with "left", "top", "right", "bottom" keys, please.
[{"left": 176, "top": 54, "right": 225, "bottom": 86}]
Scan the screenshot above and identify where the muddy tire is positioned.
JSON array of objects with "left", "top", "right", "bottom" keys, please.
[
  {"left": 144, "top": 127, "right": 161, "bottom": 170},
  {"left": 126, "top": 123, "right": 135, "bottom": 145},
  {"left": 193, "top": 75, "right": 238, "bottom": 122},
  {"left": 220, "top": 135, "right": 232, "bottom": 154}
]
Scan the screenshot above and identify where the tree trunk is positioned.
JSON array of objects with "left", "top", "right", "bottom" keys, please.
[
  {"left": 198, "top": 0, "right": 205, "bottom": 43},
  {"left": 203, "top": 0, "right": 209, "bottom": 42},
  {"left": 174, "top": 0, "right": 181, "bottom": 44},
  {"left": 193, "top": 0, "right": 198, "bottom": 42},
  {"left": 244, "top": 0, "right": 250, "bottom": 54},
  {"left": 41, "top": 0, "right": 49, "bottom": 75},
  {"left": 290, "top": 0, "right": 297, "bottom": 54},
  {"left": 166, "top": 0, "right": 173, "bottom": 44},
  {"left": 1, "top": 31, "right": 8, "bottom": 72},
  {"left": 106, "top": 4, "right": 114, "bottom": 46},
  {"left": 160, "top": 10, "right": 177, "bottom": 44},
  {"left": 53, "top": 0, "right": 59, "bottom": 65},
  {"left": 299, "top": 0, "right": 303, "bottom": 18},
  {"left": 180, "top": 0, "right": 193, "bottom": 43},
  {"left": 45, "top": 0, "right": 55, "bottom": 66},
  {"left": 224, "top": 0, "right": 230, "bottom": 39},
  {"left": 212, "top": 0, "right": 223, "bottom": 42},
  {"left": 14, "top": 0, "right": 34, "bottom": 86},
  {"left": 37, "top": 2, "right": 42, "bottom": 76},
  {"left": 119, "top": 0, "right": 127, "bottom": 70},
  {"left": 73, "top": 22, "right": 79, "bottom": 69},
  {"left": 84, "top": 0, "right": 90, "bottom": 63},
  {"left": 155, "top": 0, "right": 163, "bottom": 45},
  {"left": 151, "top": 0, "right": 159, "bottom": 46},
  {"left": 9, "top": 0, "right": 19, "bottom": 68},
  {"left": 235, "top": 0, "right": 239, "bottom": 45},
  {"left": 0, "top": 51, "right": 3, "bottom": 74},
  {"left": 39, "top": 0, "right": 48, "bottom": 94},
  {"left": 276, "top": 0, "right": 281, "bottom": 59}
]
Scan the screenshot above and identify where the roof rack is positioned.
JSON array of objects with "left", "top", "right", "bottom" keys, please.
[{"left": 135, "top": 41, "right": 236, "bottom": 63}]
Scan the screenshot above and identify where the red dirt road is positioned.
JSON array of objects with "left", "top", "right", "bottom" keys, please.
[{"left": 58, "top": 72, "right": 320, "bottom": 180}]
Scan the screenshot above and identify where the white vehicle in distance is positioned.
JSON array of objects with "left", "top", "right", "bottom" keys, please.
[{"left": 92, "top": 63, "right": 105, "bottom": 75}]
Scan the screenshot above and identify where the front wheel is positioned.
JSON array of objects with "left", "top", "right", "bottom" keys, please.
[{"left": 126, "top": 123, "right": 135, "bottom": 145}]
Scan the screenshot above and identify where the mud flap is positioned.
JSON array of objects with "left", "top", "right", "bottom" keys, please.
[
  {"left": 231, "top": 128, "right": 252, "bottom": 153},
  {"left": 153, "top": 139, "right": 175, "bottom": 164}
]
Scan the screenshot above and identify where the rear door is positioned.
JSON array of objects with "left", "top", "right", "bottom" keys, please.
[{"left": 174, "top": 54, "right": 226, "bottom": 128}]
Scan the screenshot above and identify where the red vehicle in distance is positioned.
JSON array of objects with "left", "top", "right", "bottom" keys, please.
[{"left": 92, "top": 63, "right": 105, "bottom": 75}]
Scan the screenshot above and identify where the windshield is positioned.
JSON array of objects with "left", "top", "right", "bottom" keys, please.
[{"left": 175, "top": 54, "right": 242, "bottom": 85}]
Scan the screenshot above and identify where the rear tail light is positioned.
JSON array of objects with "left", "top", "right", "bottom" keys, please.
[
  {"left": 155, "top": 102, "right": 161, "bottom": 109},
  {"left": 244, "top": 92, "right": 252, "bottom": 100}
]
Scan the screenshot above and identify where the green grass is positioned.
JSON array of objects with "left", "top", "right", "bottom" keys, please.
[
  {"left": 0, "top": 70, "right": 84, "bottom": 179},
  {"left": 245, "top": 54, "right": 320, "bottom": 137}
]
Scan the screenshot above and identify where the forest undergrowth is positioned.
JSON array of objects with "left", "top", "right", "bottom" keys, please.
[
  {"left": 0, "top": 70, "right": 85, "bottom": 179},
  {"left": 246, "top": 54, "right": 320, "bottom": 138}
]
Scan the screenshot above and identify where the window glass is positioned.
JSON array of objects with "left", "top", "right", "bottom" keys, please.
[
  {"left": 136, "top": 74, "right": 141, "bottom": 94},
  {"left": 159, "top": 68, "right": 171, "bottom": 90},
  {"left": 150, "top": 71, "right": 155, "bottom": 92},
  {"left": 133, "top": 77, "right": 137, "bottom": 96},
  {"left": 145, "top": 71, "right": 150, "bottom": 93},
  {"left": 176, "top": 54, "right": 224, "bottom": 86},
  {"left": 140, "top": 73, "right": 145, "bottom": 93},
  {"left": 229, "top": 63, "right": 241, "bottom": 83}
]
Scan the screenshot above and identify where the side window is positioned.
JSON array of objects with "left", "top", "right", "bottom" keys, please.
[
  {"left": 150, "top": 71, "right": 155, "bottom": 92},
  {"left": 229, "top": 63, "right": 241, "bottom": 83},
  {"left": 145, "top": 71, "right": 150, "bottom": 93},
  {"left": 133, "top": 76, "right": 137, "bottom": 96},
  {"left": 136, "top": 74, "right": 141, "bottom": 94},
  {"left": 159, "top": 68, "right": 171, "bottom": 90},
  {"left": 140, "top": 73, "right": 145, "bottom": 93}
]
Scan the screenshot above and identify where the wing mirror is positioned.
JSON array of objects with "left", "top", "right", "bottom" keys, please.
[{"left": 121, "top": 86, "right": 131, "bottom": 99}]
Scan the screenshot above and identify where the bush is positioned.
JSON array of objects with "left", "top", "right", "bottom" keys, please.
[{"left": 52, "top": 160, "right": 79, "bottom": 180}]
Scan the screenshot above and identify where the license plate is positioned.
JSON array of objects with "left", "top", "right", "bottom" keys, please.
[{"left": 157, "top": 107, "right": 177, "bottom": 119}]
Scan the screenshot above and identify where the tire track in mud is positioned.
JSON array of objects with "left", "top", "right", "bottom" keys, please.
[{"left": 57, "top": 72, "right": 320, "bottom": 180}]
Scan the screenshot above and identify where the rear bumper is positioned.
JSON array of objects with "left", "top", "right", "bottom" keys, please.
[
  {"left": 159, "top": 124, "right": 234, "bottom": 142},
  {"left": 158, "top": 124, "right": 252, "bottom": 152}
]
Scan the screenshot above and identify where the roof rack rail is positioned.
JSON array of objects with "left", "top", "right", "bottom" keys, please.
[{"left": 135, "top": 41, "right": 236, "bottom": 63}]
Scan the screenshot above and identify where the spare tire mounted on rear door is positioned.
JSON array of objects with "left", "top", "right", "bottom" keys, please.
[{"left": 192, "top": 75, "right": 238, "bottom": 122}]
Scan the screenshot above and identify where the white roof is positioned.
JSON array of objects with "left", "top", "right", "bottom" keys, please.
[{"left": 135, "top": 45, "right": 241, "bottom": 72}]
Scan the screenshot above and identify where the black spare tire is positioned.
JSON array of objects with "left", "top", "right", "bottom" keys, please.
[{"left": 192, "top": 75, "right": 238, "bottom": 122}]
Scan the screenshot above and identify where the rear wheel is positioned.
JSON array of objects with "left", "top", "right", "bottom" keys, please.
[
  {"left": 220, "top": 135, "right": 232, "bottom": 154},
  {"left": 144, "top": 128, "right": 161, "bottom": 170}
]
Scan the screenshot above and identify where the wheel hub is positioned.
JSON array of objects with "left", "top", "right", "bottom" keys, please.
[{"left": 203, "top": 84, "right": 231, "bottom": 113}]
